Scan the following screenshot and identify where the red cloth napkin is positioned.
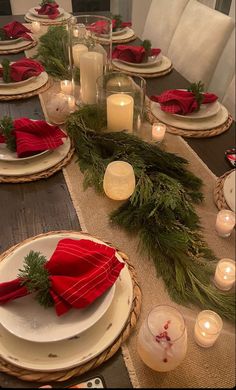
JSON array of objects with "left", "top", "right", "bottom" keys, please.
[
  {"left": 35, "top": 2, "right": 60, "bottom": 19},
  {"left": 2, "top": 21, "right": 33, "bottom": 41},
  {"left": 113, "top": 20, "right": 132, "bottom": 30},
  {"left": 150, "top": 89, "right": 218, "bottom": 115},
  {"left": 0, "top": 118, "right": 66, "bottom": 158},
  {"left": 0, "top": 58, "right": 44, "bottom": 82},
  {"left": 0, "top": 238, "right": 124, "bottom": 316},
  {"left": 112, "top": 45, "right": 161, "bottom": 63}
]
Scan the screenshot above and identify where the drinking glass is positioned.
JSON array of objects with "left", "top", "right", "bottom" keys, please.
[{"left": 137, "top": 305, "right": 187, "bottom": 372}]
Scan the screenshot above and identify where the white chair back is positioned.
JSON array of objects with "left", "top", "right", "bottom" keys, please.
[
  {"left": 10, "top": 0, "right": 72, "bottom": 15},
  {"left": 222, "top": 75, "right": 235, "bottom": 120},
  {"left": 167, "top": 0, "right": 234, "bottom": 86},
  {"left": 142, "top": 0, "right": 189, "bottom": 55},
  {"left": 131, "top": 0, "right": 152, "bottom": 38}
]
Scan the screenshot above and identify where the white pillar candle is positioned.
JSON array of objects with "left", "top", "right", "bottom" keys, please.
[
  {"left": 215, "top": 209, "right": 235, "bottom": 237},
  {"left": 107, "top": 93, "right": 134, "bottom": 132},
  {"left": 103, "top": 161, "right": 136, "bottom": 201},
  {"left": 194, "top": 310, "right": 223, "bottom": 348},
  {"left": 214, "top": 258, "right": 235, "bottom": 291},
  {"left": 80, "top": 52, "right": 103, "bottom": 105},
  {"left": 60, "top": 80, "right": 73, "bottom": 95},
  {"left": 152, "top": 123, "right": 166, "bottom": 142},
  {"left": 72, "top": 44, "right": 88, "bottom": 68},
  {"left": 31, "top": 21, "right": 41, "bottom": 33}
]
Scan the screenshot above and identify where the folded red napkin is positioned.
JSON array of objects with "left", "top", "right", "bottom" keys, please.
[
  {"left": 2, "top": 21, "right": 33, "bottom": 41},
  {"left": 0, "top": 118, "right": 66, "bottom": 158},
  {"left": 112, "top": 45, "right": 161, "bottom": 64},
  {"left": 0, "top": 238, "right": 124, "bottom": 316},
  {"left": 150, "top": 89, "right": 218, "bottom": 115},
  {"left": 113, "top": 20, "right": 132, "bottom": 30},
  {"left": 0, "top": 58, "right": 44, "bottom": 82},
  {"left": 35, "top": 2, "right": 60, "bottom": 19}
]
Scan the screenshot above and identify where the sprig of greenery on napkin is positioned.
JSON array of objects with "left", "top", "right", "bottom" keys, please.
[
  {"left": 0, "top": 116, "right": 15, "bottom": 151},
  {"left": 188, "top": 81, "right": 205, "bottom": 110}
]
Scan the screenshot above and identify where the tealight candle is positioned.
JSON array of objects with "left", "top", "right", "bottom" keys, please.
[
  {"left": 103, "top": 161, "right": 136, "bottom": 201},
  {"left": 31, "top": 21, "right": 41, "bottom": 34},
  {"left": 107, "top": 93, "right": 134, "bottom": 132},
  {"left": 60, "top": 80, "right": 73, "bottom": 95},
  {"left": 152, "top": 123, "right": 166, "bottom": 142},
  {"left": 214, "top": 258, "right": 235, "bottom": 291},
  {"left": 67, "top": 95, "right": 76, "bottom": 112},
  {"left": 194, "top": 310, "right": 223, "bottom": 348},
  {"left": 72, "top": 44, "right": 88, "bottom": 67},
  {"left": 215, "top": 209, "right": 235, "bottom": 237}
]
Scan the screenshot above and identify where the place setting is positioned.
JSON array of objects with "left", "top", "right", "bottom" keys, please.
[
  {"left": 0, "top": 117, "right": 73, "bottom": 183},
  {"left": 0, "top": 57, "right": 52, "bottom": 101},
  {"left": 93, "top": 14, "right": 136, "bottom": 44},
  {"left": 0, "top": 230, "right": 140, "bottom": 380},
  {"left": 24, "top": 0, "right": 72, "bottom": 26},
  {"left": 112, "top": 40, "right": 172, "bottom": 78},
  {"left": 147, "top": 81, "right": 233, "bottom": 137},
  {"left": 0, "top": 21, "right": 37, "bottom": 54}
]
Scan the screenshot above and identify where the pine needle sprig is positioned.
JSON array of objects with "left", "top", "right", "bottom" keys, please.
[
  {"left": 18, "top": 250, "right": 53, "bottom": 308},
  {"left": 188, "top": 81, "right": 205, "bottom": 110},
  {"left": 0, "top": 28, "right": 8, "bottom": 41},
  {"left": 0, "top": 116, "right": 16, "bottom": 151},
  {"left": 40, "top": 0, "right": 56, "bottom": 5},
  {"left": 1, "top": 58, "right": 11, "bottom": 83}
]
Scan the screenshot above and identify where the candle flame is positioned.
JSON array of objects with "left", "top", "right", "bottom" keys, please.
[{"left": 204, "top": 321, "right": 210, "bottom": 329}]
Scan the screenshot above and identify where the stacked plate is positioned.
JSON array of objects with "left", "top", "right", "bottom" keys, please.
[
  {"left": 0, "top": 232, "right": 133, "bottom": 372},
  {"left": 25, "top": 6, "right": 72, "bottom": 24},
  {"left": 223, "top": 170, "right": 235, "bottom": 212},
  {"left": 0, "top": 35, "right": 36, "bottom": 53}
]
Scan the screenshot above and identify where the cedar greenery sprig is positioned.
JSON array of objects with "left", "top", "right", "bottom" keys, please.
[
  {"left": 0, "top": 116, "right": 16, "bottom": 152},
  {"left": 112, "top": 14, "right": 123, "bottom": 30},
  {"left": 0, "top": 28, "right": 8, "bottom": 41},
  {"left": 18, "top": 250, "right": 54, "bottom": 308},
  {"left": 40, "top": 0, "right": 56, "bottom": 6},
  {"left": 188, "top": 81, "right": 205, "bottom": 110},
  {"left": 66, "top": 105, "right": 235, "bottom": 321},
  {"left": 1, "top": 58, "right": 11, "bottom": 83}
]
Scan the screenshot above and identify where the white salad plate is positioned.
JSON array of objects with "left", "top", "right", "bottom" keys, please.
[
  {"left": 29, "top": 7, "right": 64, "bottom": 18},
  {"left": 117, "top": 54, "right": 162, "bottom": 68},
  {"left": 0, "top": 76, "right": 36, "bottom": 88},
  {"left": 0, "top": 37, "right": 22, "bottom": 45},
  {"left": 0, "top": 143, "right": 49, "bottom": 162}
]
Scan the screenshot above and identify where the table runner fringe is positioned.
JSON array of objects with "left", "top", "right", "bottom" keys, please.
[{"left": 121, "top": 343, "right": 141, "bottom": 388}]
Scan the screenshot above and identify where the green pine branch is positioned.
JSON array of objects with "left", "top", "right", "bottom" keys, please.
[
  {"left": 0, "top": 116, "right": 16, "bottom": 151},
  {"left": 188, "top": 81, "right": 205, "bottom": 110},
  {"left": 1, "top": 58, "right": 11, "bottom": 83},
  {"left": 0, "top": 28, "right": 8, "bottom": 41}
]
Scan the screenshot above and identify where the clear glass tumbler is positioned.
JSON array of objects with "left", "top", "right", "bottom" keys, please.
[{"left": 137, "top": 305, "right": 187, "bottom": 372}]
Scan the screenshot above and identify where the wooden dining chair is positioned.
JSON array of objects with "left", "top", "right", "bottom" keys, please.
[
  {"left": 222, "top": 75, "right": 235, "bottom": 120},
  {"left": 141, "top": 0, "right": 189, "bottom": 54},
  {"left": 167, "top": 0, "right": 234, "bottom": 87},
  {"left": 10, "top": 0, "right": 72, "bottom": 14}
]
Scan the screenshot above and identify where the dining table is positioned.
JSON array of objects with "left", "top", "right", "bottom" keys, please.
[{"left": 0, "top": 12, "right": 235, "bottom": 389}]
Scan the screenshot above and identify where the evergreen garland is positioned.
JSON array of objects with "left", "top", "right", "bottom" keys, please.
[{"left": 66, "top": 105, "right": 235, "bottom": 321}]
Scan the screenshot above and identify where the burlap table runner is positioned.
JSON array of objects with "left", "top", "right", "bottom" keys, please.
[{"left": 24, "top": 42, "right": 235, "bottom": 389}]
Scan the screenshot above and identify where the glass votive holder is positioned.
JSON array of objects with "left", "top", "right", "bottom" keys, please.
[
  {"left": 137, "top": 305, "right": 187, "bottom": 372},
  {"left": 103, "top": 161, "right": 136, "bottom": 201},
  {"left": 60, "top": 80, "right": 73, "bottom": 95},
  {"left": 214, "top": 258, "right": 235, "bottom": 291},
  {"left": 194, "top": 310, "right": 223, "bottom": 348},
  {"left": 152, "top": 122, "right": 166, "bottom": 142},
  {"left": 215, "top": 209, "right": 235, "bottom": 237},
  {"left": 31, "top": 21, "right": 41, "bottom": 34},
  {"left": 45, "top": 92, "right": 71, "bottom": 125}
]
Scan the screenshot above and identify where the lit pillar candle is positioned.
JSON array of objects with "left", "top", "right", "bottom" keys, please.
[
  {"left": 103, "top": 161, "right": 136, "bottom": 200},
  {"left": 31, "top": 21, "right": 41, "bottom": 33},
  {"left": 214, "top": 258, "right": 235, "bottom": 291},
  {"left": 107, "top": 93, "right": 134, "bottom": 132},
  {"left": 194, "top": 310, "right": 223, "bottom": 348},
  {"left": 215, "top": 209, "right": 235, "bottom": 237},
  {"left": 72, "top": 44, "right": 88, "bottom": 68},
  {"left": 80, "top": 52, "right": 103, "bottom": 104},
  {"left": 152, "top": 123, "right": 166, "bottom": 142},
  {"left": 60, "top": 80, "right": 73, "bottom": 95}
]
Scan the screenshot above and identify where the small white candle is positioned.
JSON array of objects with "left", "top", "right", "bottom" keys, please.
[
  {"left": 103, "top": 161, "right": 136, "bottom": 201},
  {"left": 80, "top": 52, "right": 103, "bottom": 104},
  {"left": 214, "top": 258, "right": 235, "bottom": 291},
  {"left": 107, "top": 93, "right": 134, "bottom": 132},
  {"left": 66, "top": 95, "right": 76, "bottom": 112},
  {"left": 194, "top": 310, "right": 223, "bottom": 348},
  {"left": 72, "top": 44, "right": 88, "bottom": 67},
  {"left": 31, "top": 21, "right": 41, "bottom": 34},
  {"left": 215, "top": 209, "right": 235, "bottom": 237},
  {"left": 60, "top": 80, "right": 73, "bottom": 95},
  {"left": 152, "top": 123, "right": 166, "bottom": 142}
]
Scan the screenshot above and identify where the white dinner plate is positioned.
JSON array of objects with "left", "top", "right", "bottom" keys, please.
[
  {"left": 117, "top": 54, "right": 162, "bottom": 68},
  {"left": 0, "top": 71, "right": 48, "bottom": 95},
  {"left": 112, "top": 27, "right": 128, "bottom": 36},
  {"left": 0, "top": 76, "right": 36, "bottom": 88},
  {"left": 0, "top": 233, "right": 118, "bottom": 343},
  {"left": 223, "top": 170, "right": 235, "bottom": 212},
  {"left": 0, "top": 143, "right": 49, "bottom": 162},
  {"left": 0, "top": 37, "right": 22, "bottom": 45},
  {"left": 29, "top": 7, "right": 64, "bottom": 19}
]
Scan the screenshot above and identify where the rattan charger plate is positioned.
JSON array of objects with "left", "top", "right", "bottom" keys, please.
[
  {"left": 0, "top": 77, "right": 52, "bottom": 101},
  {"left": 0, "top": 230, "right": 141, "bottom": 382},
  {"left": 146, "top": 99, "right": 233, "bottom": 138},
  {"left": 214, "top": 169, "right": 235, "bottom": 210},
  {"left": 0, "top": 39, "right": 37, "bottom": 54}
]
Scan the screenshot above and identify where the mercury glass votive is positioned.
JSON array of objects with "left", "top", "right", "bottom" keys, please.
[
  {"left": 103, "top": 161, "right": 136, "bottom": 201},
  {"left": 31, "top": 21, "right": 41, "bottom": 33},
  {"left": 194, "top": 310, "right": 223, "bottom": 348},
  {"left": 214, "top": 258, "right": 235, "bottom": 291},
  {"left": 215, "top": 209, "right": 235, "bottom": 237},
  {"left": 152, "top": 122, "right": 166, "bottom": 142}
]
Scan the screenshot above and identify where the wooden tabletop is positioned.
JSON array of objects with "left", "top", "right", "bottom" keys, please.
[{"left": 0, "top": 14, "right": 235, "bottom": 389}]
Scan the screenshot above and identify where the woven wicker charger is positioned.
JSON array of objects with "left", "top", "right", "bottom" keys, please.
[
  {"left": 214, "top": 169, "right": 235, "bottom": 210},
  {"left": 0, "top": 77, "right": 52, "bottom": 101},
  {"left": 0, "top": 39, "right": 37, "bottom": 54},
  {"left": 146, "top": 99, "right": 233, "bottom": 138},
  {"left": 0, "top": 230, "right": 141, "bottom": 382}
]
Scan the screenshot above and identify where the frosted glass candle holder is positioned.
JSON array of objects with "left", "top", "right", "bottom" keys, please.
[
  {"left": 31, "top": 21, "right": 41, "bottom": 33},
  {"left": 152, "top": 123, "right": 166, "bottom": 142},
  {"left": 214, "top": 258, "right": 235, "bottom": 291},
  {"left": 215, "top": 209, "right": 235, "bottom": 237},
  {"left": 46, "top": 93, "right": 72, "bottom": 124},
  {"left": 103, "top": 161, "right": 136, "bottom": 201},
  {"left": 194, "top": 310, "right": 223, "bottom": 348}
]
